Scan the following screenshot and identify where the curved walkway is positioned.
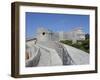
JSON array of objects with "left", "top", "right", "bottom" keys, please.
[
  {"left": 62, "top": 43, "right": 89, "bottom": 65},
  {"left": 26, "top": 40, "right": 89, "bottom": 67}
]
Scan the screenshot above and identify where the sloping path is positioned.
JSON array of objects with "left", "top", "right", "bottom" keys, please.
[
  {"left": 62, "top": 43, "right": 89, "bottom": 65},
  {"left": 37, "top": 44, "right": 63, "bottom": 66},
  {"left": 26, "top": 40, "right": 89, "bottom": 67}
]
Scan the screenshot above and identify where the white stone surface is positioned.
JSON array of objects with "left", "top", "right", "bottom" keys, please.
[
  {"left": 37, "top": 45, "right": 63, "bottom": 66},
  {"left": 36, "top": 27, "right": 85, "bottom": 43},
  {"left": 62, "top": 43, "right": 89, "bottom": 64},
  {"left": 26, "top": 40, "right": 89, "bottom": 67}
]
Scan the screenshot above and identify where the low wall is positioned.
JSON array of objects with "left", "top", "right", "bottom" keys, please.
[{"left": 26, "top": 46, "right": 41, "bottom": 67}]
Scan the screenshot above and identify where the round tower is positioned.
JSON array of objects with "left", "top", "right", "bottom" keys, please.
[{"left": 36, "top": 27, "right": 52, "bottom": 42}]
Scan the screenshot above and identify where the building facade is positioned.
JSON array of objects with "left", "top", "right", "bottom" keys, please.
[{"left": 36, "top": 27, "right": 85, "bottom": 43}]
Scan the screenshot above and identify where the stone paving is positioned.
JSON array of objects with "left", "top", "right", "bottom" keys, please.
[
  {"left": 62, "top": 44, "right": 89, "bottom": 64},
  {"left": 26, "top": 40, "right": 89, "bottom": 67}
]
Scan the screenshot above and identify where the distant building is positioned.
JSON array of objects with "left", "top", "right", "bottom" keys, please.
[
  {"left": 58, "top": 27, "right": 85, "bottom": 43},
  {"left": 36, "top": 27, "right": 85, "bottom": 43}
]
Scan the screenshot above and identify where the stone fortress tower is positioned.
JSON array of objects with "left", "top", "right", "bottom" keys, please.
[
  {"left": 36, "top": 27, "right": 85, "bottom": 43},
  {"left": 36, "top": 27, "right": 53, "bottom": 42}
]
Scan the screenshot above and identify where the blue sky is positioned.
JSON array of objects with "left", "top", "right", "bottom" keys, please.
[{"left": 26, "top": 12, "right": 89, "bottom": 38}]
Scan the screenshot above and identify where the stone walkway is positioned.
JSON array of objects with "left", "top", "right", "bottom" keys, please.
[
  {"left": 37, "top": 45, "right": 63, "bottom": 66},
  {"left": 62, "top": 44, "right": 89, "bottom": 65},
  {"left": 26, "top": 40, "right": 89, "bottom": 67}
]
